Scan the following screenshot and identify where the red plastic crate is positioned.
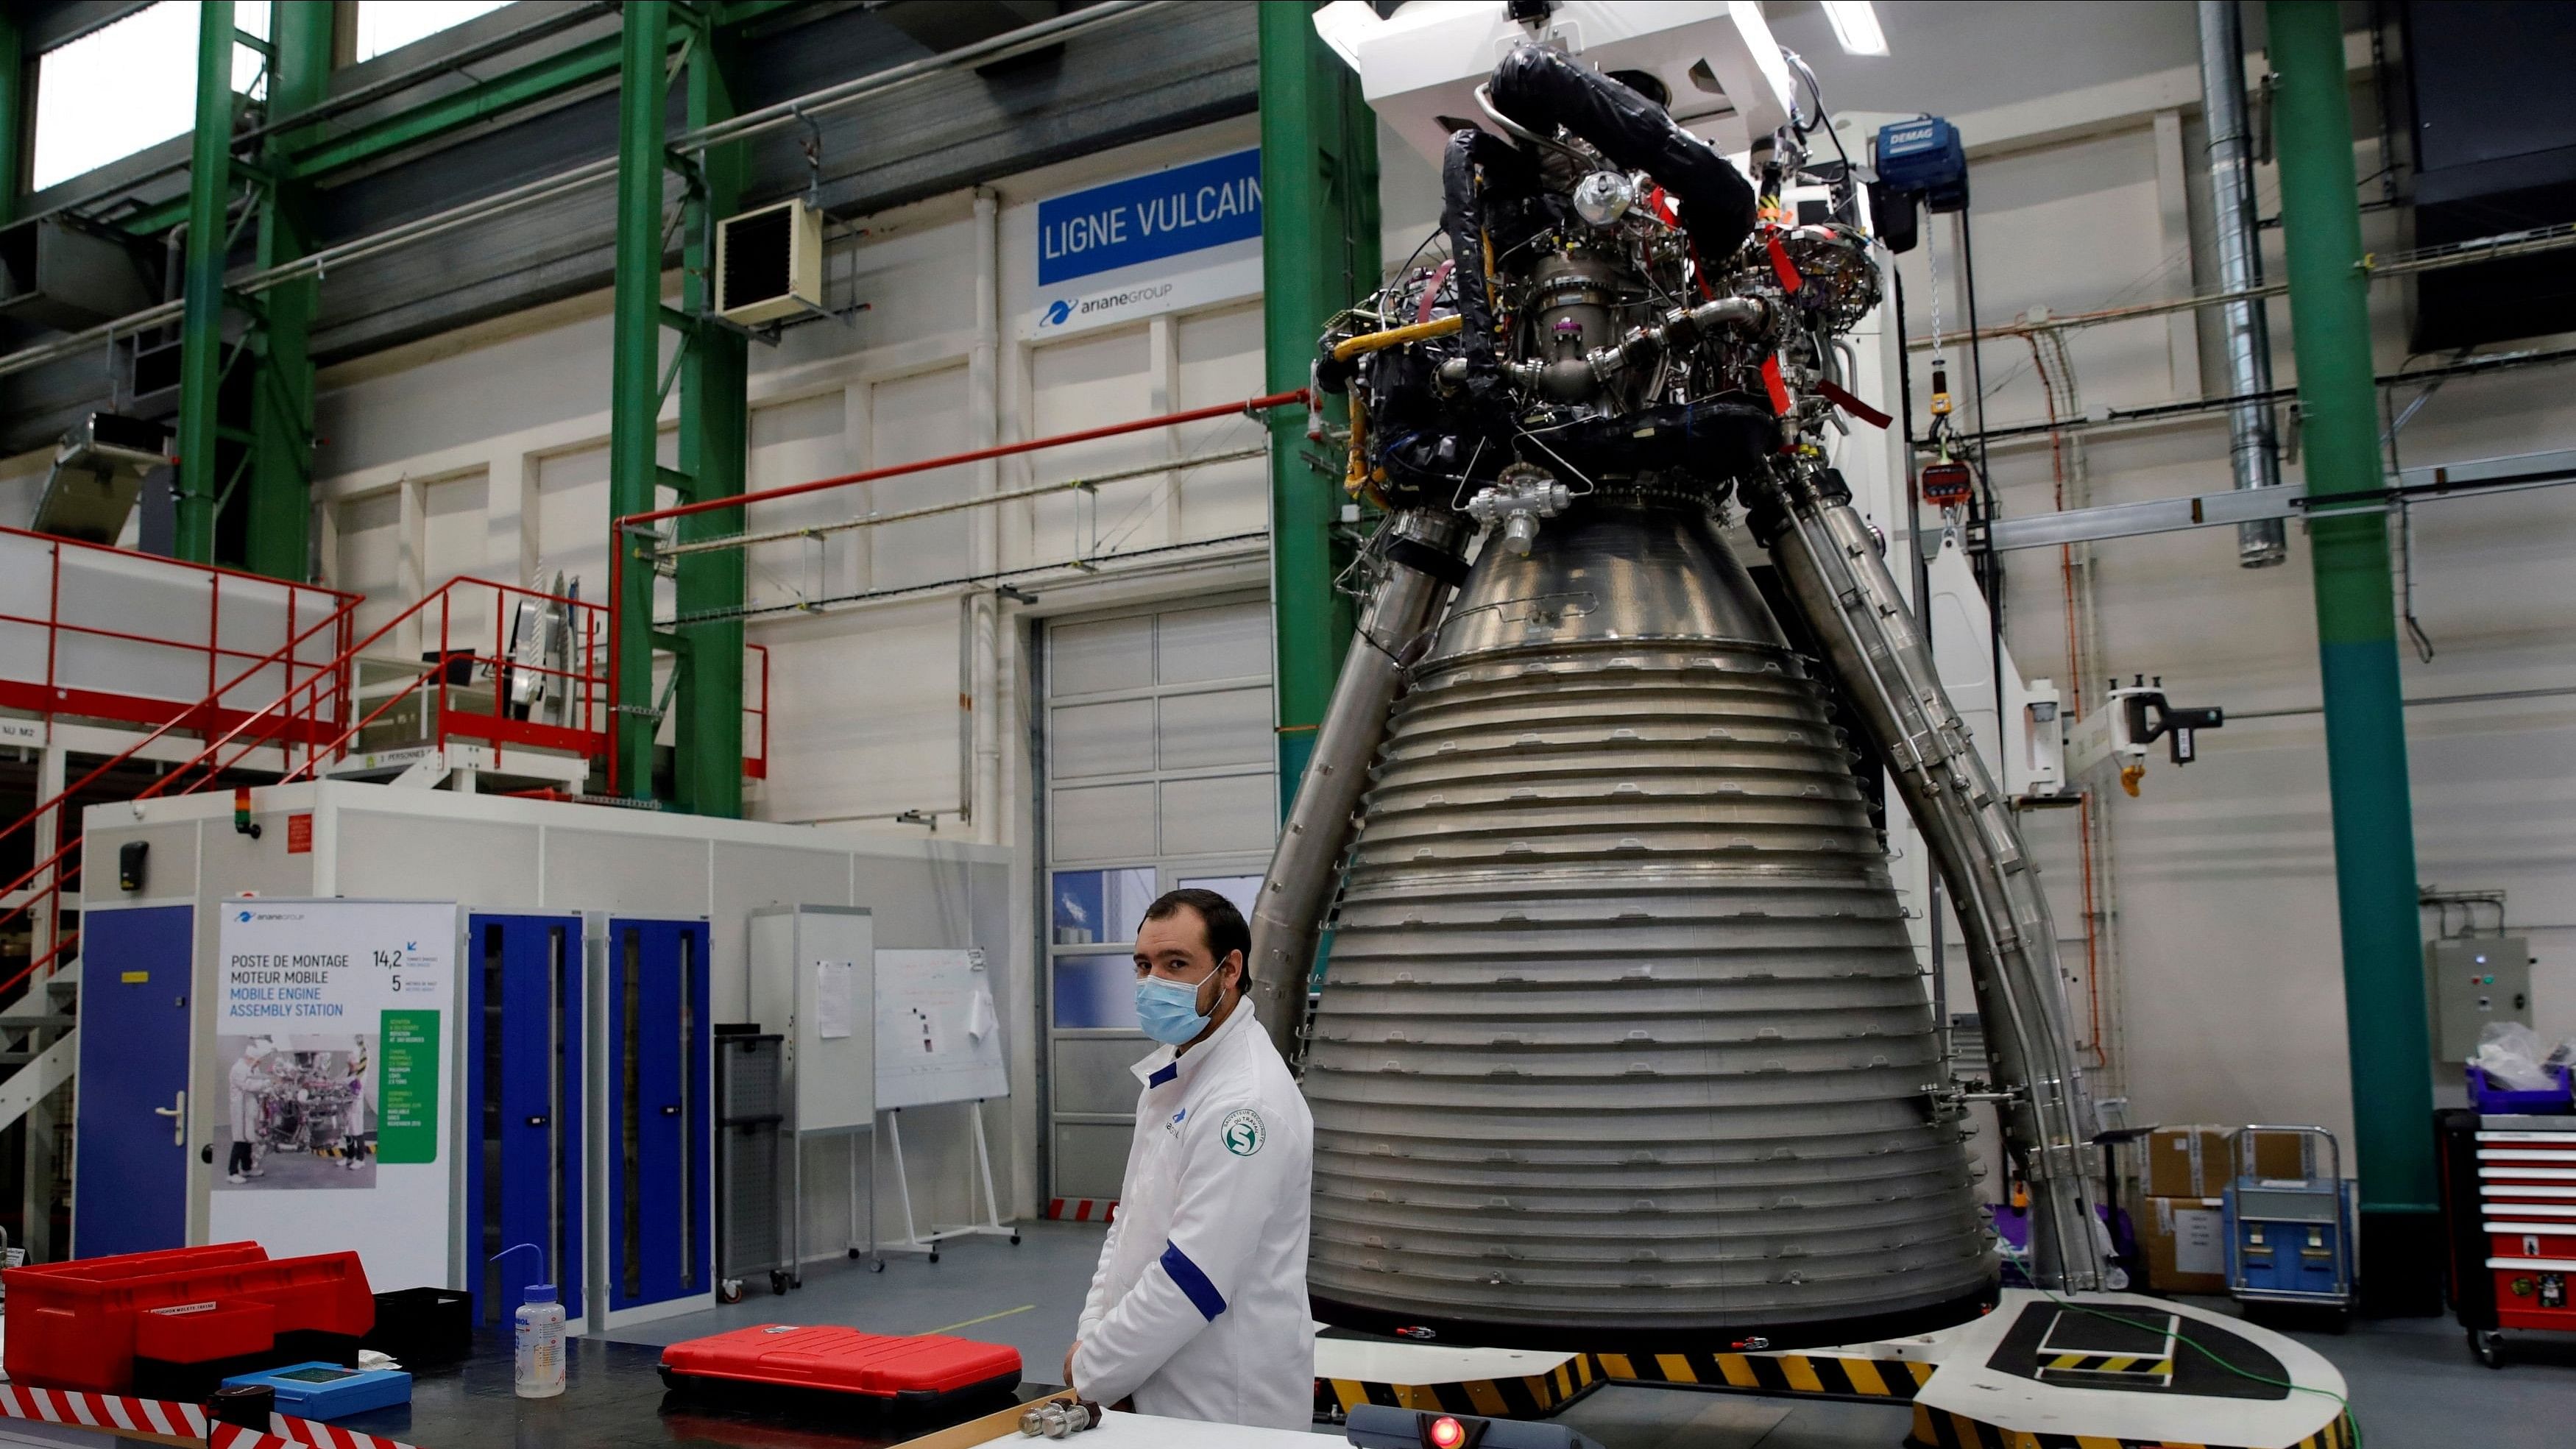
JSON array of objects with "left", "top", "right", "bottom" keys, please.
[
  {"left": 659, "top": 1325, "right": 1022, "bottom": 1406},
  {"left": 132, "top": 1299, "right": 277, "bottom": 1366},
  {"left": 1, "top": 1242, "right": 372, "bottom": 1393}
]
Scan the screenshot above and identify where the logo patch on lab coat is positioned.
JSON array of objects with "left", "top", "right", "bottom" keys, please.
[{"left": 1220, "top": 1108, "right": 1264, "bottom": 1157}]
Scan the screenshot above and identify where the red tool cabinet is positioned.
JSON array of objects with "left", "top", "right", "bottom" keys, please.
[{"left": 2438, "top": 1109, "right": 2576, "bottom": 1366}]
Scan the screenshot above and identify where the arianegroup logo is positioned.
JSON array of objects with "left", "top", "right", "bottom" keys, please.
[
  {"left": 238, "top": 909, "right": 304, "bottom": 923},
  {"left": 1038, "top": 282, "right": 1177, "bottom": 330}
]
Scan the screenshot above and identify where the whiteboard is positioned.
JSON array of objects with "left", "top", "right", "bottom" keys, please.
[{"left": 875, "top": 948, "right": 1008, "bottom": 1110}]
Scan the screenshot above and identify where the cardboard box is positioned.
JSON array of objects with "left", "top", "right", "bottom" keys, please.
[
  {"left": 2142, "top": 1125, "right": 2313, "bottom": 1197},
  {"left": 2138, "top": 1194, "right": 2229, "bottom": 1294}
]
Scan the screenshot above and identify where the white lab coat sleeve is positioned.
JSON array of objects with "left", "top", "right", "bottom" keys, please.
[
  {"left": 1070, "top": 1094, "right": 1293, "bottom": 1406},
  {"left": 1076, "top": 1097, "right": 1155, "bottom": 1341},
  {"left": 1075, "top": 1214, "right": 1125, "bottom": 1342}
]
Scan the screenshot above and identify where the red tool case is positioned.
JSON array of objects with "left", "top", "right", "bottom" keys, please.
[
  {"left": 658, "top": 1325, "right": 1022, "bottom": 1409},
  {"left": 1, "top": 1242, "right": 374, "bottom": 1394}
]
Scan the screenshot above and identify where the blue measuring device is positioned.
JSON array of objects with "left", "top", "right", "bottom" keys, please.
[{"left": 220, "top": 1362, "right": 414, "bottom": 1420}]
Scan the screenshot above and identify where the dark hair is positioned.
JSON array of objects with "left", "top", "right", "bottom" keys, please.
[{"left": 1142, "top": 888, "right": 1252, "bottom": 986}]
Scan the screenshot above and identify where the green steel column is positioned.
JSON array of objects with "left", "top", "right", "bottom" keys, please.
[
  {"left": 0, "top": 10, "right": 24, "bottom": 225},
  {"left": 244, "top": 1, "right": 333, "bottom": 581},
  {"left": 2268, "top": 0, "right": 2439, "bottom": 1314},
  {"left": 671, "top": 19, "right": 746, "bottom": 818},
  {"left": 1259, "top": 0, "right": 1376, "bottom": 813},
  {"left": 608, "top": 2, "right": 672, "bottom": 798},
  {"left": 175, "top": 1, "right": 240, "bottom": 565}
]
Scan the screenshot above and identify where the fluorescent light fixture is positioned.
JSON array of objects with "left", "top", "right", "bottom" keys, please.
[{"left": 1822, "top": 1, "right": 1890, "bottom": 57}]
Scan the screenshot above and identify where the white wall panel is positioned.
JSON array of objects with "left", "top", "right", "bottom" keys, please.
[
  {"left": 868, "top": 366, "right": 974, "bottom": 593},
  {"left": 754, "top": 595, "right": 960, "bottom": 825},
  {"left": 1172, "top": 303, "right": 1270, "bottom": 539},
  {"left": 422, "top": 470, "right": 492, "bottom": 649},
  {"left": 744, "top": 390, "right": 854, "bottom": 613},
  {"left": 1027, "top": 326, "right": 1158, "bottom": 563},
  {"left": 336, "top": 489, "right": 406, "bottom": 641}
]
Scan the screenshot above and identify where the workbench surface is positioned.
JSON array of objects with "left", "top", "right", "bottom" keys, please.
[{"left": 332, "top": 1335, "right": 1054, "bottom": 1449}]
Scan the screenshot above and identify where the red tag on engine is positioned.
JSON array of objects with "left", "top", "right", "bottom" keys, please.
[
  {"left": 1760, "top": 355, "right": 1794, "bottom": 416},
  {"left": 1764, "top": 231, "right": 1803, "bottom": 292}
]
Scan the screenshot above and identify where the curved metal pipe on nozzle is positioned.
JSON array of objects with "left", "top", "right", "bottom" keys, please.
[
  {"left": 1747, "top": 464, "right": 2108, "bottom": 1292},
  {"left": 1248, "top": 511, "right": 1470, "bottom": 1069},
  {"left": 1465, "top": 296, "right": 1772, "bottom": 397}
]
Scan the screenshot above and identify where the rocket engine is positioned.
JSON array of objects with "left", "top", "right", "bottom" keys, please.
[{"left": 1247, "top": 39, "right": 2106, "bottom": 1352}]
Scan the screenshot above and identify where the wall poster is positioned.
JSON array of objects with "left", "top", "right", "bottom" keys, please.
[{"left": 209, "top": 899, "right": 459, "bottom": 1290}]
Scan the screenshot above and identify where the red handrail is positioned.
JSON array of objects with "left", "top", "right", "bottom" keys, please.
[
  {"left": 0, "top": 600, "right": 363, "bottom": 851},
  {"left": 0, "top": 576, "right": 603, "bottom": 1001},
  {"left": 192, "top": 580, "right": 603, "bottom": 784}
]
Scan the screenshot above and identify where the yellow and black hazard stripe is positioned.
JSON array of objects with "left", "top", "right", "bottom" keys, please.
[
  {"left": 1908, "top": 1402, "right": 2358, "bottom": 1449},
  {"left": 2037, "top": 1351, "right": 2174, "bottom": 1379},
  {"left": 1322, "top": 1353, "right": 1598, "bottom": 1420},
  {"left": 1590, "top": 1349, "right": 1935, "bottom": 1401}
]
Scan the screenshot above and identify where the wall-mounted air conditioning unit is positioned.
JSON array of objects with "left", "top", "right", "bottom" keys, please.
[{"left": 715, "top": 198, "right": 824, "bottom": 326}]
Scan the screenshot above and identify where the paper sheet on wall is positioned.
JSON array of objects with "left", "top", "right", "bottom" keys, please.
[{"left": 815, "top": 960, "right": 855, "bottom": 1040}]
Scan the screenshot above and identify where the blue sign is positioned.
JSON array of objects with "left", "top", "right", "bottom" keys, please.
[{"left": 1038, "top": 148, "right": 1262, "bottom": 286}]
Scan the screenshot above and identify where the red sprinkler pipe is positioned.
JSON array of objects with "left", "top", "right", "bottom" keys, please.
[{"left": 620, "top": 388, "right": 1311, "bottom": 527}]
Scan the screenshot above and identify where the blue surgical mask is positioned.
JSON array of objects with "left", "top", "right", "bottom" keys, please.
[{"left": 1135, "top": 971, "right": 1215, "bottom": 1045}]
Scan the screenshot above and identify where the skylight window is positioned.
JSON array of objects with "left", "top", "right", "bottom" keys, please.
[
  {"left": 354, "top": 1, "right": 512, "bottom": 64},
  {"left": 32, "top": 2, "right": 274, "bottom": 193}
]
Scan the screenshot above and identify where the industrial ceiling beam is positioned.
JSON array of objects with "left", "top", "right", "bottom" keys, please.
[
  {"left": 2268, "top": 0, "right": 2439, "bottom": 1316},
  {"left": 1259, "top": 0, "right": 1376, "bottom": 818}
]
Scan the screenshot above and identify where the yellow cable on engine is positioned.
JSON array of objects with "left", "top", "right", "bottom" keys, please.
[{"left": 1329, "top": 313, "right": 1464, "bottom": 362}]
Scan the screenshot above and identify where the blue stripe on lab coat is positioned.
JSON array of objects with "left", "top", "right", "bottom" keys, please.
[{"left": 1160, "top": 1241, "right": 1226, "bottom": 1320}]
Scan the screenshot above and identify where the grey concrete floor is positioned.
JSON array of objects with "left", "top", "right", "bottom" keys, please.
[{"left": 607, "top": 1224, "right": 2576, "bottom": 1447}]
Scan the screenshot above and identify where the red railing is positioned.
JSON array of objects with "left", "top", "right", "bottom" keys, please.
[
  {"left": 0, "top": 583, "right": 370, "bottom": 1001},
  {"left": 252, "top": 575, "right": 612, "bottom": 784},
  {"left": 0, "top": 524, "right": 358, "bottom": 742},
  {"left": 0, "top": 566, "right": 785, "bottom": 1003}
]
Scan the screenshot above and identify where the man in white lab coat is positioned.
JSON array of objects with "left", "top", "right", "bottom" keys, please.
[
  {"left": 225, "top": 1038, "right": 276, "bottom": 1183},
  {"left": 1066, "top": 888, "right": 1314, "bottom": 1430}
]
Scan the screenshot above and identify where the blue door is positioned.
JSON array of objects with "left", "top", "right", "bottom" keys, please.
[
  {"left": 467, "top": 914, "right": 584, "bottom": 1324},
  {"left": 606, "top": 918, "right": 710, "bottom": 1311},
  {"left": 73, "top": 905, "right": 195, "bottom": 1257}
]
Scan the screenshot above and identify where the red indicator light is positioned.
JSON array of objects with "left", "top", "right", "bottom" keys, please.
[{"left": 1428, "top": 1416, "right": 1467, "bottom": 1449}]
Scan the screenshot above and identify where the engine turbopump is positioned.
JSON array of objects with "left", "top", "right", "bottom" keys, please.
[{"left": 1248, "top": 46, "right": 2108, "bottom": 1353}]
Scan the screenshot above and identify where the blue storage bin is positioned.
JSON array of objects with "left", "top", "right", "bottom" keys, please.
[{"left": 2466, "top": 1061, "right": 2574, "bottom": 1114}]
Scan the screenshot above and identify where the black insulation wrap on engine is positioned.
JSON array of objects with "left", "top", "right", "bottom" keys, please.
[
  {"left": 1440, "top": 127, "right": 1537, "bottom": 408},
  {"left": 1555, "top": 394, "right": 1779, "bottom": 483},
  {"left": 1487, "top": 45, "right": 1759, "bottom": 262}
]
